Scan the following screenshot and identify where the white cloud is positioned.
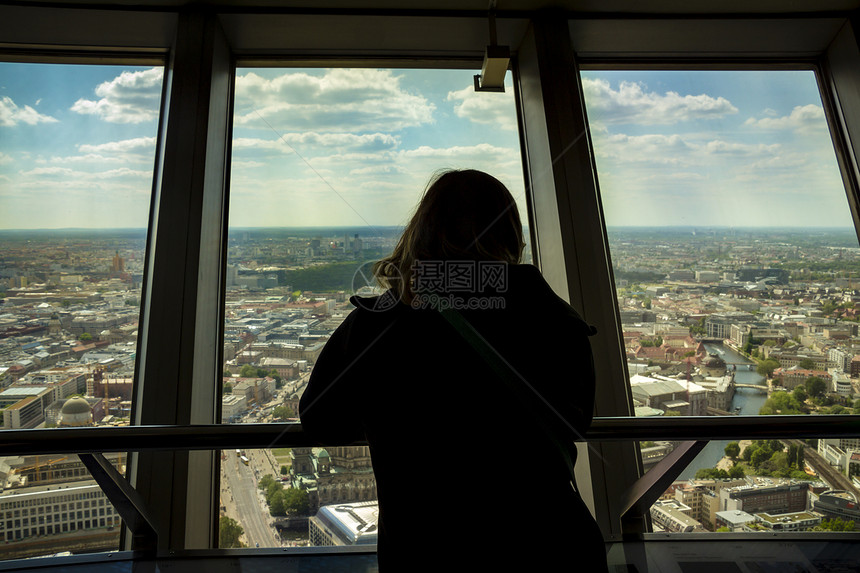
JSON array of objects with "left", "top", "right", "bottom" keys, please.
[
  {"left": 0, "top": 152, "right": 13, "bottom": 165},
  {"left": 233, "top": 69, "right": 435, "bottom": 132},
  {"left": 643, "top": 172, "right": 706, "bottom": 182},
  {"left": 349, "top": 165, "right": 408, "bottom": 176},
  {"left": 446, "top": 85, "right": 516, "bottom": 131},
  {"left": 71, "top": 67, "right": 163, "bottom": 124},
  {"left": 20, "top": 166, "right": 150, "bottom": 180},
  {"left": 593, "top": 133, "right": 695, "bottom": 165},
  {"left": 233, "top": 132, "right": 399, "bottom": 155},
  {"left": 744, "top": 104, "right": 826, "bottom": 133},
  {"left": 0, "top": 96, "right": 58, "bottom": 126},
  {"left": 37, "top": 137, "right": 157, "bottom": 166},
  {"left": 399, "top": 143, "right": 517, "bottom": 160},
  {"left": 703, "top": 140, "right": 781, "bottom": 156},
  {"left": 78, "top": 137, "right": 156, "bottom": 154},
  {"left": 582, "top": 78, "right": 738, "bottom": 125}
]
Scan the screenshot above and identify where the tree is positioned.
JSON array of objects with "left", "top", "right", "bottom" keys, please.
[
  {"left": 283, "top": 487, "right": 310, "bottom": 515},
  {"left": 219, "top": 516, "right": 244, "bottom": 548},
  {"left": 268, "top": 490, "right": 286, "bottom": 516},
  {"left": 280, "top": 465, "right": 288, "bottom": 475},
  {"left": 798, "top": 358, "right": 816, "bottom": 370},
  {"left": 788, "top": 444, "right": 798, "bottom": 468},
  {"left": 725, "top": 442, "right": 741, "bottom": 460},
  {"left": 805, "top": 376, "right": 827, "bottom": 398},
  {"left": 695, "top": 467, "right": 729, "bottom": 479},
  {"left": 751, "top": 447, "right": 771, "bottom": 468},
  {"left": 78, "top": 332, "right": 93, "bottom": 342},
  {"left": 759, "top": 392, "right": 804, "bottom": 415},
  {"left": 757, "top": 359, "right": 780, "bottom": 378},
  {"left": 815, "top": 518, "right": 856, "bottom": 532},
  {"left": 728, "top": 464, "right": 745, "bottom": 478},
  {"left": 767, "top": 439, "right": 783, "bottom": 452},
  {"left": 272, "top": 405, "right": 294, "bottom": 421},
  {"left": 792, "top": 386, "right": 808, "bottom": 403}
]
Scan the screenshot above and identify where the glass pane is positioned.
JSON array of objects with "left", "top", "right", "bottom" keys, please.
[
  {"left": 0, "top": 61, "right": 162, "bottom": 556},
  {"left": 221, "top": 67, "right": 526, "bottom": 547},
  {"left": 0, "top": 454, "right": 127, "bottom": 558},
  {"left": 635, "top": 436, "right": 860, "bottom": 534},
  {"left": 581, "top": 69, "right": 860, "bottom": 532}
]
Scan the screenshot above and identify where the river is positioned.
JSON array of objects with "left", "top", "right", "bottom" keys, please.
[{"left": 675, "top": 342, "right": 768, "bottom": 480}]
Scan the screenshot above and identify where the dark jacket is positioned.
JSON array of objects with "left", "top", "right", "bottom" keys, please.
[{"left": 300, "top": 264, "right": 606, "bottom": 570}]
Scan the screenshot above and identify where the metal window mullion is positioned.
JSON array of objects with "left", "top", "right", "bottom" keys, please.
[
  {"left": 822, "top": 17, "right": 860, "bottom": 243},
  {"left": 131, "top": 9, "right": 232, "bottom": 552}
]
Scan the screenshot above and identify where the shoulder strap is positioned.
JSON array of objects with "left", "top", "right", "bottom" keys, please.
[{"left": 437, "top": 307, "right": 581, "bottom": 493}]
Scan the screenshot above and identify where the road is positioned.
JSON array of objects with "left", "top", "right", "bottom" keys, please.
[{"left": 220, "top": 452, "right": 282, "bottom": 548}]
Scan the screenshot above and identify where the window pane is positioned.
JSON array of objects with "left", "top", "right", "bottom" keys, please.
[
  {"left": 221, "top": 67, "right": 526, "bottom": 547},
  {"left": 0, "top": 61, "right": 163, "bottom": 556},
  {"left": 581, "top": 68, "right": 860, "bottom": 533},
  {"left": 637, "top": 436, "right": 860, "bottom": 534}
]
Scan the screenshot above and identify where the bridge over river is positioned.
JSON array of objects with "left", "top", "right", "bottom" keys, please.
[{"left": 735, "top": 383, "right": 767, "bottom": 392}]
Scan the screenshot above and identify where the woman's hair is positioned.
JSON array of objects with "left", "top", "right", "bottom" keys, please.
[{"left": 373, "top": 169, "right": 524, "bottom": 304}]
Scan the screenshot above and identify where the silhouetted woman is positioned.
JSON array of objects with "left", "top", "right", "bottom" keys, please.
[{"left": 300, "top": 169, "right": 607, "bottom": 571}]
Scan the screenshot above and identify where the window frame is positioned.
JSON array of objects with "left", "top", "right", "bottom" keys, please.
[
  {"left": 0, "top": 2, "right": 859, "bottom": 555},
  {"left": 549, "top": 15, "right": 860, "bottom": 540}
]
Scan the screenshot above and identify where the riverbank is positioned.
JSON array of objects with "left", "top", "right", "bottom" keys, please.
[{"left": 715, "top": 440, "right": 752, "bottom": 471}]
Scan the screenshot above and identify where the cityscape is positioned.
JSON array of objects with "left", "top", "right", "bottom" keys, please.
[{"left": 1, "top": 224, "right": 860, "bottom": 557}]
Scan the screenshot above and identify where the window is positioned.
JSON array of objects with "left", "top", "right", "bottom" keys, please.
[
  {"left": 581, "top": 68, "right": 860, "bottom": 533},
  {"left": 0, "top": 61, "right": 162, "bottom": 558},
  {"left": 219, "top": 66, "right": 525, "bottom": 548}
]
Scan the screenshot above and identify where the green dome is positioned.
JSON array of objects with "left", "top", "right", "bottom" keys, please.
[{"left": 61, "top": 397, "right": 91, "bottom": 415}]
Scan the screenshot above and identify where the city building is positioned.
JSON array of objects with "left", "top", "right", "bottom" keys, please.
[
  {"left": 715, "top": 510, "right": 756, "bottom": 532},
  {"left": 630, "top": 375, "right": 708, "bottom": 416},
  {"left": 220, "top": 394, "right": 247, "bottom": 422},
  {"left": 308, "top": 501, "right": 379, "bottom": 546},
  {"left": 752, "top": 511, "right": 822, "bottom": 532},
  {"left": 650, "top": 499, "right": 705, "bottom": 533},
  {"left": 772, "top": 368, "right": 831, "bottom": 391},
  {"left": 812, "top": 490, "right": 860, "bottom": 522},
  {"left": 705, "top": 312, "right": 756, "bottom": 339},
  {"left": 0, "top": 480, "right": 121, "bottom": 559},
  {"left": 719, "top": 482, "right": 809, "bottom": 515},
  {"left": 290, "top": 447, "right": 377, "bottom": 514}
]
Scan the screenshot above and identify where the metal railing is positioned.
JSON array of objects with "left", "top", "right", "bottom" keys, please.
[
  {"left": 2, "top": 415, "right": 857, "bottom": 552},
  {"left": 3, "top": 415, "right": 858, "bottom": 456}
]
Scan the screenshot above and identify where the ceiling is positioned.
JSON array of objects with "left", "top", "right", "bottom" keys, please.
[{"left": 4, "top": 0, "right": 860, "bottom": 14}]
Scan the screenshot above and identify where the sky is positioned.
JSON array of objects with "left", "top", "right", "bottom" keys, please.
[
  {"left": 0, "top": 63, "right": 854, "bottom": 230},
  {"left": 581, "top": 69, "right": 852, "bottom": 229},
  {"left": 0, "top": 64, "right": 162, "bottom": 229},
  {"left": 228, "top": 68, "right": 524, "bottom": 229}
]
